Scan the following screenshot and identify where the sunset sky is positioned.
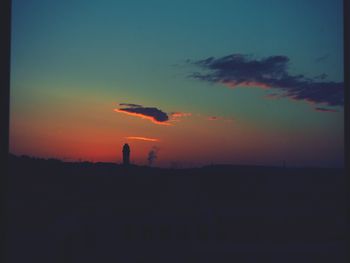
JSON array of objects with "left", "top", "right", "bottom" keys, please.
[{"left": 10, "top": 0, "right": 344, "bottom": 167}]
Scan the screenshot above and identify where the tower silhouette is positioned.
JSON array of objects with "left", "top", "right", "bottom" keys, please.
[{"left": 122, "top": 143, "right": 130, "bottom": 165}]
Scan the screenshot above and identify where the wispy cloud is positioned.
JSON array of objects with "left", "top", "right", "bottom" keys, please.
[
  {"left": 114, "top": 103, "right": 171, "bottom": 125},
  {"left": 188, "top": 54, "right": 343, "bottom": 107},
  {"left": 169, "top": 112, "right": 192, "bottom": 122},
  {"left": 314, "top": 54, "right": 329, "bottom": 63},
  {"left": 126, "top": 136, "right": 160, "bottom": 142},
  {"left": 314, "top": 73, "right": 328, "bottom": 80},
  {"left": 170, "top": 112, "right": 192, "bottom": 118},
  {"left": 314, "top": 107, "right": 339, "bottom": 113},
  {"left": 207, "top": 116, "right": 234, "bottom": 122}
]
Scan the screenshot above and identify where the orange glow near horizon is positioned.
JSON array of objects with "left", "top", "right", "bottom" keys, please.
[
  {"left": 114, "top": 109, "right": 172, "bottom": 126},
  {"left": 126, "top": 136, "right": 160, "bottom": 142},
  {"left": 9, "top": 113, "right": 343, "bottom": 167},
  {"left": 9, "top": 98, "right": 343, "bottom": 168}
]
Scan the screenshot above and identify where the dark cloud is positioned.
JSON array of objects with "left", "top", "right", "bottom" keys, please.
[
  {"left": 114, "top": 104, "right": 169, "bottom": 125},
  {"left": 188, "top": 54, "right": 343, "bottom": 106}
]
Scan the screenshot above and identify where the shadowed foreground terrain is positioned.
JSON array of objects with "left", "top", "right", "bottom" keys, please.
[{"left": 6, "top": 155, "right": 346, "bottom": 262}]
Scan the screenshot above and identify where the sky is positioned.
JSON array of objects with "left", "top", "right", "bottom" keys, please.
[{"left": 10, "top": 0, "right": 344, "bottom": 167}]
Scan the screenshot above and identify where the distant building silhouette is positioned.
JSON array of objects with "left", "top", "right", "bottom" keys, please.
[{"left": 122, "top": 143, "right": 130, "bottom": 165}]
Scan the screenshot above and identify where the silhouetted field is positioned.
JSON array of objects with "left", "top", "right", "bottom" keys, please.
[{"left": 6, "top": 155, "right": 346, "bottom": 263}]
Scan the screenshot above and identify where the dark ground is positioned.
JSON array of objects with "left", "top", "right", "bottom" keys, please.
[{"left": 5, "top": 155, "right": 347, "bottom": 262}]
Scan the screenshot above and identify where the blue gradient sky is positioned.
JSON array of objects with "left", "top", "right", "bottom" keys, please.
[{"left": 10, "top": 0, "right": 344, "bottom": 167}]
